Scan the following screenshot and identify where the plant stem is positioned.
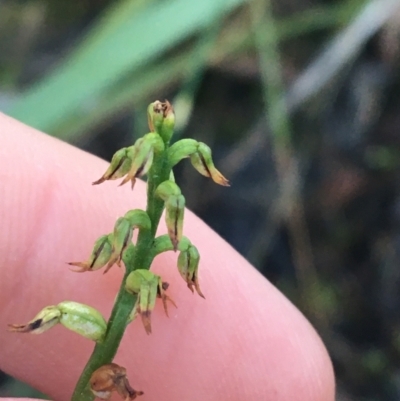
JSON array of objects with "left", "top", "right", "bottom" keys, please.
[
  {"left": 71, "top": 149, "right": 171, "bottom": 401},
  {"left": 70, "top": 278, "right": 136, "bottom": 401},
  {"left": 248, "top": 0, "right": 321, "bottom": 324}
]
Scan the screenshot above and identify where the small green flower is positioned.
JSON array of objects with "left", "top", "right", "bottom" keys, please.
[
  {"left": 105, "top": 217, "right": 133, "bottom": 273},
  {"left": 168, "top": 139, "right": 229, "bottom": 186},
  {"left": 125, "top": 270, "right": 176, "bottom": 334},
  {"left": 118, "top": 133, "right": 164, "bottom": 188},
  {"left": 155, "top": 180, "right": 185, "bottom": 251},
  {"left": 178, "top": 244, "right": 204, "bottom": 298},
  {"left": 92, "top": 133, "right": 164, "bottom": 189},
  {"left": 93, "top": 147, "right": 134, "bottom": 186},
  {"left": 69, "top": 234, "right": 113, "bottom": 273},
  {"left": 190, "top": 142, "right": 230, "bottom": 186},
  {"left": 8, "top": 301, "right": 107, "bottom": 342},
  {"left": 147, "top": 100, "right": 175, "bottom": 143}
]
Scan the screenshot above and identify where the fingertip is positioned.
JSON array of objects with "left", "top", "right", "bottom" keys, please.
[{"left": 0, "top": 115, "right": 335, "bottom": 401}]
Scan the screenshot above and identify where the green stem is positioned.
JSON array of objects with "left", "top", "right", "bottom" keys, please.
[
  {"left": 70, "top": 276, "right": 136, "bottom": 401},
  {"left": 249, "top": 0, "right": 291, "bottom": 150},
  {"left": 71, "top": 148, "right": 171, "bottom": 401}
]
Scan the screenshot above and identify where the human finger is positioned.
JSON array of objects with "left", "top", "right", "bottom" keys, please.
[{"left": 0, "top": 114, "right": 335, "bottom": 401}]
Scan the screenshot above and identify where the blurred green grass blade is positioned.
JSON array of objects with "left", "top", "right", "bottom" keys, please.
[
  {"left": 8, "top": 0, "right": 242, "bottom": 133},
  {"left": 278, "top": 0, "right": 365, "bottom": 40},
  {"left": 63, "top": 2, "right": 362, "bottom": 140},
  {"left": 7, "top": 0, "right": 362, "bottom": 142},
  {"left": 55, "top": 10, "right": 223, "bottom": 141},
  {"left": 55, "top": 51, "right": 195, "bottom": 140},
  {"left": 73, "top": 0, "right": 153, "bottom": 56}
]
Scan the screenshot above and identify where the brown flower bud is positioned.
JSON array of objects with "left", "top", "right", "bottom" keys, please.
[{"left": 90, "top": 363, "right": 143, "bottom": 401}]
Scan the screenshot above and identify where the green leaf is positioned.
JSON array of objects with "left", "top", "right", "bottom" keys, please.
[{"left": 8, "top": 0, "right": 243, "bottom": 135}]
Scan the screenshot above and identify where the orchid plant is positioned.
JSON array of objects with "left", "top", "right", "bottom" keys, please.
[{"left": 9, "top": 100, "right": 229, "bottom": 401}]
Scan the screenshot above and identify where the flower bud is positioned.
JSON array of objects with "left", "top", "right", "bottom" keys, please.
[
  {"left": 57, "top": 301, "right": 107, "bottom": 342},
  {"left": 148, "top": 100, "right": 175, "bottom": 143},
  {"left": 125, "top": 270, "right": 176, "bottom": 334},
  {"left": 178, "top": 244, "right": 204, "bottom": 298},
  {"left": 9, "top": 301, "right": 107, "bottom": 342},
  {"left": 68, "top": 234, "right": 113, "bottom": 272},
  {"left": 167, "top": 139, "right": 229, "bottom": 186},
  {"left": 190, "top": 142, "right": 230, "bottom": 186},
  {"left": 105, "top": 217, "right": 133, "bottom": 274},
  {"left": 90, "top": 363, "right": 143, "bottom": 401},
  {"left": 8, "top": 305, "right": 61, "bottom": 334},
  {"left": 93, "top": 147, "right": 134, "bottom": 185},
  {"left": 155, "top": 181, "right": 185, "bottom": 251},
  {"left": 165, "top": 195, "right": 185, "bottom": 251}
]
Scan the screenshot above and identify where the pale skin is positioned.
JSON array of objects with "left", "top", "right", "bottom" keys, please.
[{"left": 0, "top": 113, "right": 335, "bottom": 401}]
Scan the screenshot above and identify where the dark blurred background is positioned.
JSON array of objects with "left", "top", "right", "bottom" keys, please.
[{"left": 1, "top": 0, "right": 400, "bottom": 399}]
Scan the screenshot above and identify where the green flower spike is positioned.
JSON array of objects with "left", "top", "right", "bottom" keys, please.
[
  {"left": 168, "top": 139, "right": 230, "bottom": 186},
  {"left": 90, "top": 363, "right": 143, "bottom": 401},
  {"left": 155, "top": 180, "right": 185, "bottom": 251},
  {"left": 68, "top": 234, "right": 113, "bottom": 272},
  {"left": 8, "top": 301, "right": 107, "bottom": 342},
  {"left": 147, "top": 100, "right": 175, "bottom": 143},
  {"left": 93, "top": 147, "right": 134, "bottom": 186},
  {"left": 125, "top": 269, "right": 176, "bottom": 334},
  {"left": 178, "top": 244, "right": 205, "bottom": 298}
]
